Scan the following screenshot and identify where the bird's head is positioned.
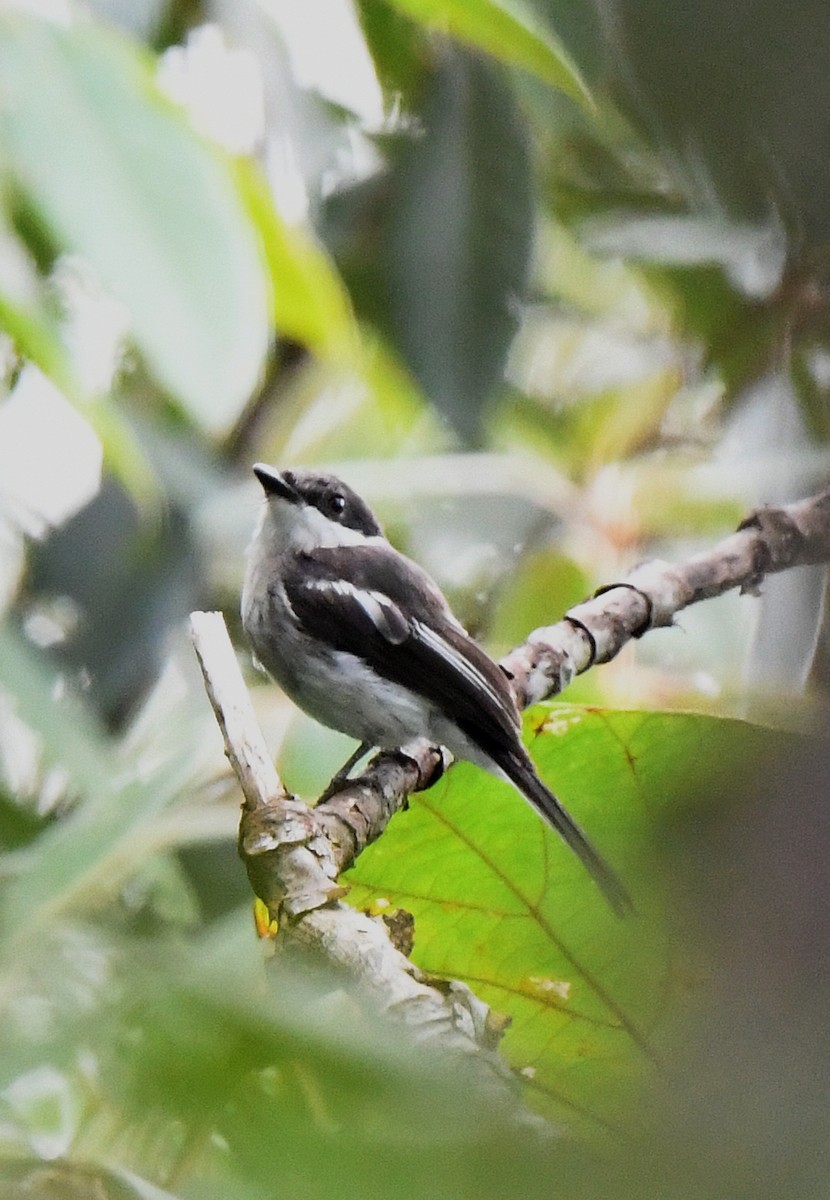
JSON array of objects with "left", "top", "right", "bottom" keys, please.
[{"left": 252, "top": 464, "right": 383, "bottom": 550}]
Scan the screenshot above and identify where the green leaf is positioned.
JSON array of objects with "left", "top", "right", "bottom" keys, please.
[
  {"left": 235, "top": 160, "right": 359, "bottom": 362},
  {"left": 791, "top": 340, "right": 830, "bottom": 443},
  {"left": 385, "top": 46, "right": 535, "bottom": 441},
  {"left": 382, "top": 0, "right": 593, "bottom": 108},
  {"left": 0, "top": 205, "right": 76, "bottom": 391},
  {"left": 0, "top": 291, "right": 72, "bottom": 394},
  {"left": 357, "top": 0, "right": 428, "bottom": 100},
  {"left": 0, "top": 789, "right": 50, "bottom": 850},
  {"left": 345, "top": 705, "right": 780, "bottom": 1129},
  {"left": 0, "top": 16, "right": 269, "bottom": 432}
]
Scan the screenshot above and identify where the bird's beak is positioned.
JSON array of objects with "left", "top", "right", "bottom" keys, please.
[{"left": 253, "top": 463, "right": 300, "bottom": 503}]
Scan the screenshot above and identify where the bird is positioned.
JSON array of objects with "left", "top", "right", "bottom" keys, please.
[{"left": 241, "top": 463, "right": 631, "bottom": 916}]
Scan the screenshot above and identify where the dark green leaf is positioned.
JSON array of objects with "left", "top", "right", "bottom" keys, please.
[
  {"left": 357, "top": 0, "right": 429, "bottom": 98},
  {"left": 385, "top": 46, "right": 534, "bottom": 441},
  {"left": 605, "top": 0, "right": 830, "bottom": 246},
  {"left": 0, "top": 789, "right": 50, "bottom": 850},
  {"left": 791, "top": 341, "right": 830, "bottom": 443}
]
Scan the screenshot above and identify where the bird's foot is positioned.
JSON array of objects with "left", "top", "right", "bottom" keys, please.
[{"left": 316, "top": 741, "right": 373, "bottom": 803}]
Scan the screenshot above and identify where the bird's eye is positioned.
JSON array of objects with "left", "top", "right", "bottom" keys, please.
[{"left": 329, "top": 493, "right": 346, "bottom": 515}]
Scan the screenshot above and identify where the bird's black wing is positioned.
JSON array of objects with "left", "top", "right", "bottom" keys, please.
[
  {"left": 283, "top": 544, "right": 522, "bottom": 765},
  {"left": 286, "top": 545, "right": 633, "bottom": 916}
]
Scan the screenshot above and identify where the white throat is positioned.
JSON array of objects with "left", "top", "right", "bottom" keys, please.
[{"left": 260, "top": 497, "right": 383, "bottom": 553}]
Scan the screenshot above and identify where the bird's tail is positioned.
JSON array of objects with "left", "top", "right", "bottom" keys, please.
[{"left": 502, "top": 749, "right": 633, "bottom": 917}]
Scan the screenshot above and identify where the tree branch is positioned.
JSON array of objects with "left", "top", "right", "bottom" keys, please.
[{"left": 502, "top": 485, "right": 830, "bottom": 707}]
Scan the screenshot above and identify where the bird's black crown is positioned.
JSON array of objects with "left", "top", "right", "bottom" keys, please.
[{"left": 283, "top": 469, "right": 383, "bottom": 538}]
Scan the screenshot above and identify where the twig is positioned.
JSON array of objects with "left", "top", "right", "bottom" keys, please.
[
  {"left": 502, "top": 486, "right": 830, "bottom": 707},
  {"left": 191, "top": 610, "right": 339, "bottom": 917}
]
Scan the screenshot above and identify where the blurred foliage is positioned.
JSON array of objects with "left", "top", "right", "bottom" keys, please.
[
  {"left": 0, "top": 0, "right": 830, "bottom": 1196},
  {"left": 0, "top": 15, "right": 269, "bottom": 429}
]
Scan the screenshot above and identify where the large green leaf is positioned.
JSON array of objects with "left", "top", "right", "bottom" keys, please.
[
  {"left": 0, "top": 16, "right": 269, "bottom": 432},
  {"left": 381, "top": 0, "right": 592, "bottom": 108},
  {"left": 385, "top": 46, "right": 535, "bottom": 441},
  {"left": 345, "top": 705, "right": 779, "bottom": 1129}
]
